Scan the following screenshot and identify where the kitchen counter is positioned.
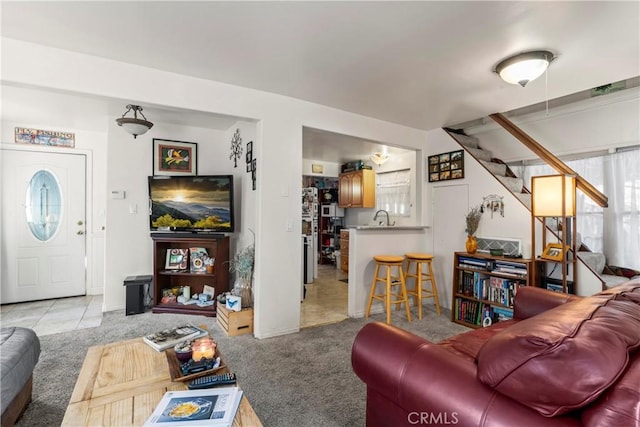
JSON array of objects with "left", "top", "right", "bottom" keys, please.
[
  {"left": 349, "top": 225, "right": 429, "bottom": 230},
  {"left": 346, "top": 226, "right": 432, "bottom": 318}
]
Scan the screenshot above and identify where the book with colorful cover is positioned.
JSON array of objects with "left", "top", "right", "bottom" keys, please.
[
  {"left": 144, "top": 386, "right": 243, "bottom": 427},
  {"left": 143, "top": 324, "right": 208, "bottom": 352}
]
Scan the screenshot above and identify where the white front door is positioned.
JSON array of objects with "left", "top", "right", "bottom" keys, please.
[{"left": 1, "top": 148, "right": 86, "bottom": 303}]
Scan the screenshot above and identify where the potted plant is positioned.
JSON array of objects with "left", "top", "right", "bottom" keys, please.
[
  {"left": 229, "top": 230, "right": 255, "bottom": 308},
  {"left": 465, "top": 205, "right": 483, "bottom": 254}
]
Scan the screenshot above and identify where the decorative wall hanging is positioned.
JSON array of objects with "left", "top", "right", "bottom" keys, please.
[
  {"left": 246, "top": 141, "right": 256, "bottom": 190},
  {"left": 152, "top": 139, "right": 197, "bottom": 176},
  {"left": 481, "top": 194, "right": 505, "bottom": 218},
  {"left": 15, "top": 127, "right": 75, "bottom": 148},
  {"left": 246, "top": 141, "right": 253, "bottom": 172},
  {"left": 252, "top": 159, "right": 257, "bottom": 190},
  {"left": 229, "top": 129, "right": 243, "bottom": 167},
  {"left": 428, "top": 149, "right": 464, "bottom": 182}
]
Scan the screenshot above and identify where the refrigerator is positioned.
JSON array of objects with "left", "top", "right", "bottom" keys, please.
[{"left": 302, "top": 187, "right": 318, "bottom": 284}]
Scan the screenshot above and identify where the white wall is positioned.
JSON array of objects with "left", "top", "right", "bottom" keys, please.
[
  {"left": 301, "top": 159, "right": 341, "bottom": 177},
  {"left": 2, "top": 38, "right": 427, "bottom": 338},
  {"left": 466, "top": 88, "right": 640, "bottom": 163}
]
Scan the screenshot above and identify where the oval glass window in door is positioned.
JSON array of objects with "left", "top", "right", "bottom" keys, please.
[{"left": 25, "top": 170, "right": 63, "bottom": 241}]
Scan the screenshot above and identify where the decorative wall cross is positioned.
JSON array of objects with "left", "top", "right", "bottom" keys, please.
[{"left": 229, "top": 129, "right": 243, "bottom": 168}]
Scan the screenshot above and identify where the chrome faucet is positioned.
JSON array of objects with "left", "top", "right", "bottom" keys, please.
[{"left": 373, "top": 209, "right": 394, "bottom": 226}]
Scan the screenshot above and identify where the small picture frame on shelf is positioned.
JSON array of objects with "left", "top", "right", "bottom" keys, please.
[
  {"left": 165, "top": 248, "right": 189, "bottom": 270},
  {"left": 540, "top": 243, "right": 569, "bottom": 261}
]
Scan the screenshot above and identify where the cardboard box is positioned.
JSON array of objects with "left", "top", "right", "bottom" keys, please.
[{"left": 217, "top": 301, "right": 253, "bottom": 337}]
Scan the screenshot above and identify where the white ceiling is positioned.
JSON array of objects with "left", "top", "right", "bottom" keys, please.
[{"left": 2, "top": 1, "right": 638, "bottom": 163}]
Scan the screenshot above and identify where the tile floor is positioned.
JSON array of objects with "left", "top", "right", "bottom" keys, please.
[
  {"left": 301, "top": 263, "right": 348, "bottom": 328},
  {"left": 0, "top": 295, "right": 103, "bottom": 337},
  {"left": 0, "top": 263, "right": 347, "bottom": 336}
]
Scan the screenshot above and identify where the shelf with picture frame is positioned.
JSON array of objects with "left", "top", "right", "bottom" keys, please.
[
  {"left": 151, "top": 235, "right": 229, "bottom": 317},
  {"left": 531, "top": 174, "right": 578, "bottom": 294}
]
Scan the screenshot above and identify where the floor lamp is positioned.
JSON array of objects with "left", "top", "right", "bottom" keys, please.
[{"left": 531, "top": 174, "right": 577, "bottom": 293}]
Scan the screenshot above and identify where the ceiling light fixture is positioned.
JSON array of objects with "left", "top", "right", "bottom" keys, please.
[
  {"left": 370, "top": 152, "right": 389, "bottom": 166},
  {"left": 495, "top": 50, "right": 555, "bottom": 87},
  {"left": 115, "top": 104, "right": 153, "bottom": 138}
]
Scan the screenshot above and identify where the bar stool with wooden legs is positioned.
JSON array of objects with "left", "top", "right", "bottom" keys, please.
[
  {"left": 365, "top": 255, "right": 412, "bottom": 324},
  {"left": 404, "top": 253, "right": 441, "bottom": 319}
]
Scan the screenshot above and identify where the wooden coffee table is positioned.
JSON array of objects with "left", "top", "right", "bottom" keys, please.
[{"left": 62, "top": 337, "right": 262, "bottom": 426}]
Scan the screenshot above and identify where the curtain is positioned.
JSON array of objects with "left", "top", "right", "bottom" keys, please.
[
  {"left": 520, "top": 148, "right": 639, "bottom": 270},
  {"left": 603, "top": 149, "right": 640, "bottom": 270},
  {"left": 376, "top": 169, "right": 410, "bottom": 216}
]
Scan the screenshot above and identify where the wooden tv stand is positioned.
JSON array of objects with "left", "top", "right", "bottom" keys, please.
[{"left": 151, "top": 234, "right": 230, "bottom": 316}]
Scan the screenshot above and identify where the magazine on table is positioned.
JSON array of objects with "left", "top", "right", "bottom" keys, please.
[
  {"left": 143, "top": 386, "right": 243, "bottom": 427},
  {"left": 143, "top": 324, "right": 208, "bottom": 352}
]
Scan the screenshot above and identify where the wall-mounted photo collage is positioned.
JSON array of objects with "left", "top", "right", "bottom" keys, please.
[{"left": 428, "top": 149, "right": 464, "bottom": 182}]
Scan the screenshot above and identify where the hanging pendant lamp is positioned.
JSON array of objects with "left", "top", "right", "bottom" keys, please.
[{"left": 115, "top": 104, "right": 153, "bottom": 138}]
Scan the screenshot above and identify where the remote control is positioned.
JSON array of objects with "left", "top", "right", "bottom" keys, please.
[{"left": 188, "top": 372, "right": 237, "bottom": 389}]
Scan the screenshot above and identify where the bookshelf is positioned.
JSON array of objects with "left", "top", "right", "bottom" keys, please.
[
  {"left": 319, "top": 215, "right": 343, "bottom": 265},
  {"left": 451, "top": 252, "right": 533, "bottom": 328},
  {"left": 151, "top": 234, "right": 230, "bottom": 316}
]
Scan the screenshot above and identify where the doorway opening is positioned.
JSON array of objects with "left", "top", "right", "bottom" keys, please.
[{"left": 301, "top": 177, "right": 348, "bottom": 328}]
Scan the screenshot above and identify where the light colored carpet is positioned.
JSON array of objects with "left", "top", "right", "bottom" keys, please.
[{"left": 17, "top": 305, "right": 468, "bottom": 427}]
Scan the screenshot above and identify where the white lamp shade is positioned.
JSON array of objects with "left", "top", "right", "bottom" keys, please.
[
  {"left": 117, "top": 118, "right": 153, "bottom": 137},
  {"left": 370, "top": 152, "right": 389, "bottom": 166},
  {"left": 495, "top": 51, "right": 553, "bottom": 87},
  {"left": 532, "top": 174, "right": 576, "bottom": 217},
  {"left": 115, "top": 104, "right": 153, "bottom": 138}
]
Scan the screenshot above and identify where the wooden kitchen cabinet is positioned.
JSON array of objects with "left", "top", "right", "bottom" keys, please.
[
  {"left": 338, "top": 169, "right": 375, "bottom": 208},
  {"left": 340, "top": 229, "right": 349, "bottom": 273}
]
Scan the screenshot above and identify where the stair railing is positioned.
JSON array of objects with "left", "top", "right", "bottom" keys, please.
[{"left": 489, "top": 113, "right": 608, "bottom": 208}]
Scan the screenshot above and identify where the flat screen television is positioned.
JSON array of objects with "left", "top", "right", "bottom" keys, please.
[{"left": 148, "top": 175, "right": 234, "bottom": 233}]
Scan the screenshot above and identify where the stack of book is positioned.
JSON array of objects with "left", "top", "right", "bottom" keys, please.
[
  {"left": 492, "top": 260, "right": 528, "bottom": 277},
  {"left": 454, "top": 298, "right": 483, "bottom": 326},
  {"left": 486, "top": 276, "right": 524, "bottom": 307},
  {"left": 457, "top": 270, "right": 489, "bottom": 299},
  {"left": 481, "top": 305, "right": 514, "bottom": 325},
  {"left": 143, "top": 324, "right": 208, "bottom": 352},
  {"left": 458, "top": 255, "right": 493, "bottom": 270}
]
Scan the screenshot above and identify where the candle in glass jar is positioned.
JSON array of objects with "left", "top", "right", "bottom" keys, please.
[{"left": 191, "top": 338, "right": 215, "bottom": 361}]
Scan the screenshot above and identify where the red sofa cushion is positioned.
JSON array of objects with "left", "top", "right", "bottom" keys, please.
[
  {"left": 438, "top": 319, "right": 516, "bottom": 361},
  {"left": 581, "top": 349, "right": 640, "bottom": 427},
  {"left": 476, "top": 282, "right": 640, "bottom": 417}
]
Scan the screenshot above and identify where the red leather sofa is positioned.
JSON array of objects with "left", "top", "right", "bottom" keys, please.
[{"left": 352, "top": 279, "right": 640, "bottom": 427}]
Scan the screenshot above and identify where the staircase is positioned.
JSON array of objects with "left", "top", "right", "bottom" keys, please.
[
  {"left": 444, "top": 128, "right": 625, "bottom": 291},
  {"left": 446, "top": 130, "right": 532, "bottom": 208}
]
